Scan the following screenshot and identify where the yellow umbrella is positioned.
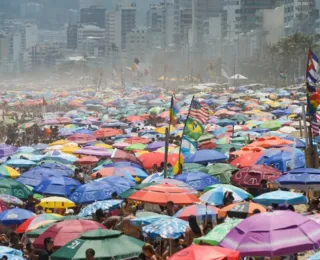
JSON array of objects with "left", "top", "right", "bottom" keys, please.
[
  {"left": 48, "top": 140, "right": 69, "bottom": 147},
  {"left": 135, "top": 150, "right": 149, "bottom": 157},
  {"left": 61, "top": 145, "right": 80, "bottom": 154},
  {"left": 38, "top": 197, "right": 75, "bottom": 209},
  {"left": 94, "top": 143, "right": 112, "bottom": 149}
]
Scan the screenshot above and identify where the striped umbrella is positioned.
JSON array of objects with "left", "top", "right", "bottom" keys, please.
[
  {"left": 0, "top": 165, "right": 20, "bottom": 179},
  {"left": 174, "top": 204, "right": 219, "bottom": 222},
  {"left": 16, "top": 213, "right": 62, "bottom": 233}
]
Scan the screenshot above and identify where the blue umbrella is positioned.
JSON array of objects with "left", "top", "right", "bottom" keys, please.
[
  {"left": 142, "top": 217, "right": 188, "bottom": 239},
  {"left": 97, "top": 176, "right": 135, "bottom": 191},
  {"left": 5, "top": 159, "right": 36, "bottom": 168},
  {"left": 174, "top": 172, "right": 220, "bottom": 191},
  {"left": 276, "top": 168, "right": 320, "bottom": 190},
  {"left": 308, "top": 251, "right": 320, "bottom": 260},
  {"left": 0, "top": 208, "right": 35, "bottom": 225},
  {"left": 32, "top": 143, "right": 48, "bottom": 151},
  {"left": 216, "top": 119, "right": 236, "bottom": 127},
  {"left": 253, "top": 190, "right": 308, "bottom": 206},
  {"left": 130, "top": 215, "right": 169, "bottom": 227},
  {"left": 0, "top": 145, "right": 18, "bottom": 159},
  {"left": 250, "top": 128, "right": 269, "bottom": 133},
  {"left": 283, "top": 136, "right": 306, "bottom": 149},
  {"left": 17, "top": 147, "right": 35, "bottom": 153},
  {"left": 0, "top": 246, "right": 22, "bottom": 257},
  {"left": 103, "top": 161, "right": 143, "bottom": 169},
  {"left": 78, "top": 200, "right": 123, "bottom": 217},
  {"left": 38, "top": 162, "right": 74, "bottom": 175},
  {"left": 185, "top": 150, "right": 227, "bottom": 165},
  {"left": 255, "top": 146, "right": 305, "bottom": 172},
  {"left": 33, "top": 177, "right": 81, "bottom": 197},
  {"left": 270, "top": 109, "right": 285, "bottom": 117},
  {"left": 43, "top": 151, "right": 77, "bottom": 164}
]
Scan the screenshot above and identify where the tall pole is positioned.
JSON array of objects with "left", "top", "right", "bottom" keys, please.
[{"left": 163, "top": 127, "right": 169, "bottom": 178}]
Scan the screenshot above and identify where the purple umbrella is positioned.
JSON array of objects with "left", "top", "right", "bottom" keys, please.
[
  {"left": 74, "top": 146, "right": 112, "bottom": 157},
  {"left": 219, "top": 211, "right": 320, "bottom": 257},
  {"left": 0, "top": 144, "right": 18, "bottom": 158},
  {"left": 146, "top": 141, "right": 165, "bottom": 151},
  {"left": 39, "top": 119, "right": 59, "bottom": 126}
]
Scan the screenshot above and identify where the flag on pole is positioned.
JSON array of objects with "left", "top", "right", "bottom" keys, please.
[
  {"left": 221, "top": 68, "right": 229, "bottom": 79},
  {"left": 306, "top": 48, "right": 320, "bottom": 115},
  {"left": 279, "top": 71, "right": 287, "bottom": 80},
  {"left": 312, "top": 113, "right": 320, "bottom": 137},
  {"left": 169, "top": 96, "right": 179, "bottom": 126},
  {"left": 184, "top": 117, "right": 204, "bottom": 140},
  {"left": 189, "top": 99, "right": 209, "bottom": 124},
  {"left": 132, "top": 58, "right": 140, "bottom": 72}
]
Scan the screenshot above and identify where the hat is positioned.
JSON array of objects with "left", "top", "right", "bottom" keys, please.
[{"left": 65, "top": 209, "right": 74, "bottom": 215}]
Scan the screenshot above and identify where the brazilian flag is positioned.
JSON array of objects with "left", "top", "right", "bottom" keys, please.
[{"left": 184, "top": 117, "right": 204, "bottom": 140}]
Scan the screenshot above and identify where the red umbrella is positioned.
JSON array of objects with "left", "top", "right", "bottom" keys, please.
[
  {"left": 94, "top": 128, "right": 123, "bottom": 138},
  {"left": 168, "top": 244, "right": 240, "bottom": 260},
  {"left": 66, "top": 134, "right": 96, "bottom": 144},
  {"left": 230, "top": 152, "right": 263, "bottom": 168},
  {"left": 33, "top": 220, "right": 105, "bottom": 249},
  {"left": 126, "top": 115, "right": 144, "bottom": 122},
  {"left": 56, "top": 117, "right": 72, "bottom": 124},
  {"left": 124, "top": 137, "right": 151, "bottom": 144},
  {"left": 231, "top": 165, "right": 282, "bottom": 188},
  {"left": 75, "top": 156, "right": 99, "bottom": 166},
  {"left": 138, "top": 152, "right": 180, "bottom": 169},
  {"left": 129, "top": 183, "right": 199, "bottom": 205}
]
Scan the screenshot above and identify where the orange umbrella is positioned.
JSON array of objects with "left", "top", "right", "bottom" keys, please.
[
  {"left": 75, "top": 156, "right": 99, "bottom": 166},
  {"left": 247, "top": 136, "right": 293, "bottom": 148},
  {"left": 138, "top": 152, "right": 181, "bottom": 169},
  {"left": 129, "top": 183, "right": 199, "bottom": 205},
  {"left": 124, "top": 137, "right": 151, "bottom": 144},
  {"left": 230, "top": 147, "right": 265, "bottom": 156},
  {"left": 126, "top": 115, "right": 144, "bottom": 122},
  {"left": 94, "top": 128, "right": 123, "bottom": 138},
  {"left": 218, "top": 202, "right": 266, "bottom": 219},
  {"left": 230, "top": 152, "right": 263, "bottom": 168}
]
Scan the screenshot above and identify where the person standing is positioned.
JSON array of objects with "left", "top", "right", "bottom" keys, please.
[
  {"left": 39, "top": 237, "right": 54, "bottom": 260},
  {"left": 85, "top": 249, "right": 95, "bottom": 260}
]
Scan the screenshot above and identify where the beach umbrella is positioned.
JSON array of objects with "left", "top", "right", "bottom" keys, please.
[
  {"left": 231, "top": 165, "right": 282, "bottom": 188},
  {"left": 174, "top": 172, "right": 220, "bottom": 191},
  {"left": 260, "top": 120, "right": 282, "bottom": 130},
  {"left": 138, "top": 152, "right": 181, "bottom": 169},
  {"left": 66, "top": 133, "right": 96, "bottom": 144},
  {"left": 0, "top": 165, "right": 20, "bottom": 179},
  {"left": 78, "top": 200, "right": 123, "bottom": 217},
  {"left": 146, "top": 141, "right": 165, "bottom": 151},
  {"left": 309, "top": 251, "right": 320, "bottom": 260},
  {"left": 200, "top": 184, "right": 252, "bottom": 206},
  {"left": 130, "top": 215, "right": 169, "bottom": 227},
  {"left": 120, "top": 183, "right": 154, "bottom": 198},
  {"left": 129, "top": 183, "right": 199, "bottom": 205},
  {"left": 185, "top": 150, "right": 227, "bottom": 165},
  {"left": 0, "top": 178, "right": 32, "bottom": 200},
  {"left": 51, "top": 229, "right": 143, "bottom": 260},
  {"left": 93, "top": 128, "right": 123, "bottom": 138},
  {"left": 0, "top": 144, "right": 18, "bottom": 158},
  {"left": 38, "top": 197, "right": 76, "bottom": 209},
  {"left": 33, "top": 177, "right": 81, "bottom": 197},
  {"left": 219, "top": 211, "right": 320, "bottom": 257},
  {"left": 230, "top": 152, "right": 263, "bottom": 168},
  {"left": 5, "top": 159, "right": 36, "bottom": 168},
  {"left": 92, "top": 166, "right": 148, "bottom": 179},
  {"left": 25, "top": 223, "right": 57, "bottom": 240},
  {"left": 174, "top": 204, "right": 219, "bottom": 222},
  {"left": 124, "top": 143, "right": 147, "bottom": 151},
  {"left": 0, "top": 246, "right": 23, "bottom": 258},
  {"left": 218, "top": 202, "right": 266, "bottom": 219},
  {"left": 0, "top": 194, "right": 23, "bottom": 206},
  {"left": 194, "top": 218, "right": 243, "bottom": 246},
  {"left": 154, "top": 179, "right": 198, "bottom": 194},
  {"left": 33, "top": 219, "right": 106, "bottom": 249},
  {"left": 253, "top": 190, "right": 308, "bottom": 206},
  {"left": 168, "top": 244, "right": 240, "bottom": 260},
  {"left": 205, "top": 163, "right": 237, "bottom": 184},
  {"left": 43, "top": 151, "right": 77, "bottom": 164},
  {"left": 75, "top": 156, "right": 99, "bottom": 166},
  {"left": 16, "top": 213, "right": 62, "bottom": 233},
  {"left": 142, "top": 217, "right": 188, "bottom": 239},
  {"left": 0, "top": 208, "right": 35, "bottom": 225},
  {"left": 74, "top": 146, "right": 112, "bottom": 157},
  {"left": 276, "top": 168, "right": 320, "bottom": 190},
  {"left": 182, "top": 163, "right": 207, "bottom": 173}
]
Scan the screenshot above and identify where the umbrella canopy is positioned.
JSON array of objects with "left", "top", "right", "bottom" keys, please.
[
  {"left": 93, "top": 128, "right": 123, "bottom": 138},
  {"left": 0, "top": 208, "right": 35, "bottom": 225},
  {"left": 218, "top": 202, "right": 266, "bottom": 219},
  {"left": 130, "top": 214, "right": 169, "bottom": 227},
  {"left": 16, "top": 213, "right": 62, "bottom": 233},
  {"left": 142, "top": 217, "right": 188, "bottom": 239},
  {"left": 38, "top": 197, "right": 76, "bottom": 209},
  {"left": 0, "top": 178, "right": 32, "bottom": 200},
  {"left": 138, "top": 152, "right": 181, "bottom": 169},
  {"left": 194, "top": 218, "right": 243, "bottom": 246},
  {"left": 174, "top": 204, "right": 219, "bottom": 222},
  {"left": 5, "top": 159, "right": 36, "bottom": 168},
  {"left": 0, "top": 144, "right": 18, "bottom": 158},
  {"left": 231, "top": 165, "right": 282, "bottom": 188},
  {"left": 78, "top": 200, "right": 123, "bottom": 217},
  {"left": 253, "top": 190, "right": 308, "bottom": 206},
  {"left": 75, "top": 156, "right": 99, "bottom": 166},
  {"left": 0, "top": 165, "right": 20, "bottom": 179},
  {"left": 219, "top": 211, "right": 320, "bottom": 257},
  {"left": 51, "top": 229, "right": 143, "bottom": 260},
  {"left": 0, "top": 195, "right": 23, "bottom": 206},
  {"left": 174, "top": 172, "right": 220, "bottom": 191},
  {"left": 34, "top": 220, "right": 106, "bottom": 249},
  {"left": 168, "top": 244, "right": 240, "bottom": 260},
  {"left": 129, "top": 183, "right": 199, "bottom": 205},
  {"left": 205, "top": 163, "right": 237, "bottom": 184},
  {"left": 185, "top": 150, "right": 227, "bottom": 165},
  {"left": 66, "top": 133, "right": 96, "bottom": 144},
  {"left": 92, "top": 166, "right": 148, "bottom": 179},
  {"left": 201, "top": 184, "right": 252, "bottom": 206},
  {"left": 33, "top": 177, "right": 81, "bottom": 197}
]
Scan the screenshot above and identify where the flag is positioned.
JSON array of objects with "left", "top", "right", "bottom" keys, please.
[
  {"left": 306, "top": 48, "right": 320, "bottom": 115},
  {"left": 172, "top": 153, "right": 184, "bottom": 175},
  {"left": 42, "top": 97, "right": 48, "bottom": 106},
  {"left": 184, "top": 117, "right": 204, "bottom": 140},
  {"left": 279, "top": 71, "right": 287, "bottom": 80},
  {"left": 312, "top": 113, "right": 320, "bottom": 137},
  {"left": 169, "top": 96, "right": 179, "bottom": 125},
  {"left": 221, "top": 68, "right": 229, "bottom": 79},
  {"left": 132, "top": 57, "right": 140, "bottom": 72},
  {"left": 189, "top": 99, "right": 209, "bottom": 124},
  {"left": 181, "top": 136, "right": 197, "bottom": 157}
]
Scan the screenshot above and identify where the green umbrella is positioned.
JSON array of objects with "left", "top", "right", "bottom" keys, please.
[
  {"left": 206, "top": 163, "right": 237, "bottom": 184},
  {"left": 120, "top": 183, "right": 153, "bottom": 199},
  {"left": 0, "top": 178, "right": 33, "bottom": 200},
  {"left": 194, "top": 218, "right": 243, "bottom": 246},
  {"left": 260, "top": 120, "right": 281, "bottom": 130},
  {"left": 214, "top": 144, "right": 242, "bottom": 154},
  {"left": 25, "top": 185, "right": 43, "bottom": 199},
  {"left": 124, "top": 143, "right": 147, "bottom": 151},
  {"left": 231, "top": 136, "right": 247, "bottom": 144},
  {"left": 51, "top": 229, "right": 144, "bottom": 260},
  {"left": 182, "top": 163, "right": 207, "bottom": 173},
  {"left": 230, "top": 115, "right": 248, "bottom": 122},
  {"left": 197, "top": 134, "right": 214, "bottom": 144},
  {"left": 97, "top": 159, "right": 112, "bottom": 166},
  {"left": 26, "top": 223, "right": 55, "bottom": 239}
]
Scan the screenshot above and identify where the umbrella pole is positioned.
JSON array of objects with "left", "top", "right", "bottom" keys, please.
[
  {"left": 164, "top": 127, "right": 169, "bottom": 178},
  {"left": 302, "top": 105, "right": 309, "bottom": 147}
]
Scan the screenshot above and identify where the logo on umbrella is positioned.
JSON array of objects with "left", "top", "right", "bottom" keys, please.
[{"left": 7, "top": 213, "right": 18, "bottom": 219}]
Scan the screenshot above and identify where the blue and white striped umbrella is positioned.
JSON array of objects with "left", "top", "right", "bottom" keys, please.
[
  {"left": 78, "top": 200, "right": 123, "bottom": 217},
  {"left": 142, "top": 217, "right": 188, "bottom": 239},
  {"left": 130, "top": 215, "right": 170, "bottom": 227},
  {"left": 5, "top": 159, "right": 36, "bottom": 168},
  {"left": 253, "top": 190, "right": 308, "bottom": 206},
  {"left": 308, "top": 251, "right": 320, "bottom": 260}
]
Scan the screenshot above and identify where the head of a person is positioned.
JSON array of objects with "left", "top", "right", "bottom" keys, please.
[
  {"left": 111, "top": 192, "right": 118, "bottom": 199},
  {"left": 142, "top": 243, "right": 156, "bottom": 257},
  {"left": 188, "top": 215, "right": 202, "bottom": 236},
  {"left": 85, "top": 248, "right": 95, "bottom": 260},
  {"left": 26, "top": 242, "right": 33, "bottom": 253},
  {"left": 95, "top": 209, "right": 104, "bottom": 221},
  {"left": 260, "top": 179, "right": 268, "bottom": 188},
  {"left": 27, "top": 194, "right": 33, "bottom": 202},
  {"left": 166, "top": 201, "right": 174, "bottom": 211},
  {"left": 96, "top": 172, "right": 102, "bottom": 179},
  {"left": 44, "top": 237, "right": 54, "bottom": 252},
  {"left": 1, "top": 255, "right": 8, "bottom": 260},
  {"left": 252, "top": 209, "right": 261, "bottom": 215}
]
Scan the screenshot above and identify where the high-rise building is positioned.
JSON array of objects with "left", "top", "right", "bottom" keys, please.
[
  {"left": 221, "top": 0, "right": 240, "bottom": 41},
  {"left": 67, "top": 9, "right": 78, "bottom": 26},
  {"left": 173, "top": 0, "right": 192, "bottom": 48},
  {"left": 126, "top": 27, "right": 150, "bottom": 61},
  {"left": 77, "top": 25, "right": 105, "bottom": 55},
  {"left": 80, "top": 7, "right": 106, "bottom": 28},
  {"left": 105, "top": 10, "right": 122, "bottom": 54},
  {"left": 67, "top": 25, "right": 78, "bottom": 50},
  {"left": 119, "top": 2, "right": 136, "bottom": 50}
]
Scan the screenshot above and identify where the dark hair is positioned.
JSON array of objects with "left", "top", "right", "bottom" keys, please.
[
  {"left": 44, "top": 237, "right": 53, "bottom": 247},
  {"left": 252, "top": 209, "right": 261, "bottom": 214},
  {"left": 167, "top": 201, "right": 174, "bottom": 206},
  {"left": 86, "top": 248, "right": 95, "bottom": 257},
  {"left": 95, "top": 209, "right": 104, "bottom": 219},
  {"left": 1, "top": 256, "right": 7, "bottom": 260},
  {"left": 188, "top": 215, "right": 202, "bottom": 236}
]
